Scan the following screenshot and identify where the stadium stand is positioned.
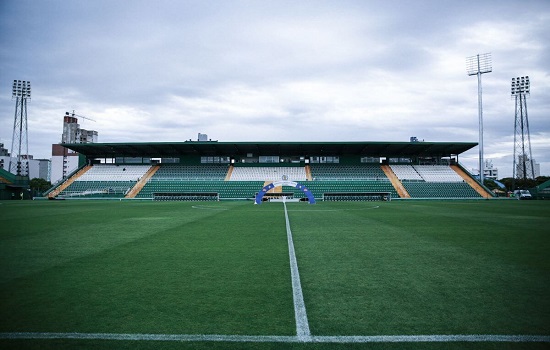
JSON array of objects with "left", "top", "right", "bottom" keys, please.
[
  {"left": 412, "top": 165, "right": 464, "bottom": 182},
  {"left": 381, "top": 165, "right": 410, "bottom": 198},
  {"left": 57, "top": 164, "right": 151, "bottom": 198},
  {"left": 390, "top": 164, "right": 464, "bottom": 182},
  {"left": 151, "top": 164, "right": 228, "bottom": 181},
  {"left": 136, "top": 164, "right": 263, "bottom": 199},
  {"left": 389, "top": 164, "right": 424, "bottom": 181},
  {"left": 47, "top": 165, "right": 92, "bottom": 198},
  {"left": 309, "top": 164, "right": 389, "bottom": 181},
  {"left": 77, "top": 164, "right": 151, "bottom": 181},
  {"left": 50, "top": 163, "right": 488, "bottom": 200},
  {"left": 43, "top": 141, "right": 493, "bottom": 201},
  {"left": 304, "top": 181, "right": 397, "bottom": 199},
  {"left": 229, "top": 166, "right": 307, "bottom": 181},
  {"left": 389, "top": 164, "right": 483, "bottom": 198},
  {"left": 136, "top": 180, "right": 264, "bottom": 200},
  {"left": 402, "top": 181, "right": 481, "bottom": 198},
  {"left": 125, "top": 165, "right": 160, "bottom": 198}
]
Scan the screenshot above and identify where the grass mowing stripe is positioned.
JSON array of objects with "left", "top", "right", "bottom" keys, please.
[
  {"left": 3, "top": 200, "right": 549, "bottom": 348},
  {"left": 288, "top": 201, "right": 550, "bottom": 336},
  {"left": 283, "top": 201, "right": 311, "bottom": 340},
  {"left": 1, "top": 332, "right": 548, "bottom": 343},
  {"left": 0, "top": 201, "right": 295, "bottom": 335},
  {"left": 0, "top": 201, "right": 230, "bottom": 284}
]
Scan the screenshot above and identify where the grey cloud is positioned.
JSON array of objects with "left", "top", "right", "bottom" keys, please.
[{"left": 0, "top": 0, "right": 549, "bottom": 178}]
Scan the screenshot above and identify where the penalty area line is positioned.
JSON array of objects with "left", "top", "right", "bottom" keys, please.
[{"left": 1, "top": 333, "right": 548, "bottom": 343}]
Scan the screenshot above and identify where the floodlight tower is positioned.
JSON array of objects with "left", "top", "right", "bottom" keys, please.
[
  {"left": 9, "top": 80, "right": 31, "bottom": 176},
  {"left": 511, "top": 76, "right": 534, "bottom": 187},
  {"left": 466, "top": 53, "right": 492, "bottom": 184}
]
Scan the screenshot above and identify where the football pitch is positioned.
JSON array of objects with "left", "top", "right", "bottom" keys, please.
[{"left": 0, "top": 199, "right": 549, "bottom": 349}]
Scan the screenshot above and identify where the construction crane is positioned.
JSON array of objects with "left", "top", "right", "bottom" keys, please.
[{"left": 65, "top": 110, "right": 96, "bottom": 122}]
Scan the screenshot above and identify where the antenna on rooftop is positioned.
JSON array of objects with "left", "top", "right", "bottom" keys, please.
[{"left": 67, "top": 110, "right": 96, "bottom": 123}]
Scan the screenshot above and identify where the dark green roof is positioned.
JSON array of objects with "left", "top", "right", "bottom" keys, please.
[{"left": 61, "top": 141, "right": 477, "bottom": 158}]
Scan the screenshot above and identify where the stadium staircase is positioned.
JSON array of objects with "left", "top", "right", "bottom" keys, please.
[
  {"left": 48, "top": 165, "right": 92, "bottom": 198},
  {"left": 0, "top": 168, "right": 15, "bottom": 184},
  {"left": 125, "top": 165, "right": 160, "bottom": 198},
  {"left": 224, "top": 165, "right": 234, "bottom": 181},
  {"left": 450, "top": 164, "right": 492, "bottom": 198},
  {"left": 305, "top": 165, "right": 313, "bottom": 181},
  {"left": 0, "top": 176, "right": 11, "bottom": 184},
  {"left": 381, "top": 165, "right": 410, "bottom": 198}
]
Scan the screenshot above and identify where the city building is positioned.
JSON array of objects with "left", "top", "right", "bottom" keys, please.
[
  {"left": 50, "top": 113, "right": 98, "bottom": 183},
  {"left": 483, "top": 159, "right": 499, "bottom": 180},
  {"left": 516, "top": 155, "right": 540, "bottom": 179},
  {"left": 0, "top": 143, "right": 50, "bottom": 181}
]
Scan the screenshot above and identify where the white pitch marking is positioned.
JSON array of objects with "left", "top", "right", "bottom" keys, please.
[
  {"left": 0, "top": 332, "right": 296, "bottom": 343},
  {"left": 255, "top": 206, "right": 381, "bottom": 212},
  {"left": 1, "top": 332, "right": 548, "bottom": 343},
  {"left": 283, "top": 201, "right": 311, "bottom": 341},
  {"left": 311, "top": 334, "right": 550, "bottom": 343},
  {"left": 288, "top": 206, "right": 380, "bottom": 212},
  {"left": 191, "top": 205, "right": 228, "bottom": 210}
]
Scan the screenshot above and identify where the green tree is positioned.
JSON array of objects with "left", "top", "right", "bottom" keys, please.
[
  {"left": 536, "top": 176, "right": 549, "bottom": 185},
  {"left": 499, "top": 176, "right": 546, "bottom": 190},
  {"left": 483, "top": 179, "right": 499, "bottom": 191},
  {"left": 29, "top": 178, "right": 52, "bottom": 196}
]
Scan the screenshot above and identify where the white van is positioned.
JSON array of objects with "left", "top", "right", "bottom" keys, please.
[{"left": 514, "top": 189, "right": 532, "bottom": 200}]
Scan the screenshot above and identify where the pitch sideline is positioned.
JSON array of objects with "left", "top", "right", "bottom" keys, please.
[{"left": 1, "top": 332, "right": 548, "bottom": 343}]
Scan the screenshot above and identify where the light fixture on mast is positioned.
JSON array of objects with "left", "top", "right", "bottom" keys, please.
[
  {"left": 511, "top": 76, "right": 534, "bottom": 188},
  {"left": 466, "top": 53, "right": 492, "bottom": 184},
  {"left": 9, "top": 80, "right": 31, "bottom": 176}
]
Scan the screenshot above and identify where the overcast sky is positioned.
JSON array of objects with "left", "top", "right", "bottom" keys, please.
[{"left": 1, "top": 0, "right": 549, "bottom": 178}]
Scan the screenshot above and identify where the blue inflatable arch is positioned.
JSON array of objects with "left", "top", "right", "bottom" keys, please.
[{"left": 254, "top": 180, "right": 316, "bottom": 204}]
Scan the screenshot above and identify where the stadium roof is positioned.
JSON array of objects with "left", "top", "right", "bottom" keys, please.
[{"left": 62, "top": 141, "right": 477, "bottom": 159}]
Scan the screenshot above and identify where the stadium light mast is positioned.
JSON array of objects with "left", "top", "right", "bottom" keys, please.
[
  {"left": 9, "top": 80, "right": 31, "bottom": 176},
  {"left": 466, "top": 53, "right": 492, "bottom": 184},
  {"left": 511, "top": 76, "right": 534, "bottom": 188}
]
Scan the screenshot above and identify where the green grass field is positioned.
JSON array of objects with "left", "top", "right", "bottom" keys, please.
[{"left": 0, "top": 199, "right": 549, "bottom": 350}]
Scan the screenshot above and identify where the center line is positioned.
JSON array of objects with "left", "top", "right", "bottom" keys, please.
[{"left": 284, "top": 201, "right": 311, "bottom": 341}]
